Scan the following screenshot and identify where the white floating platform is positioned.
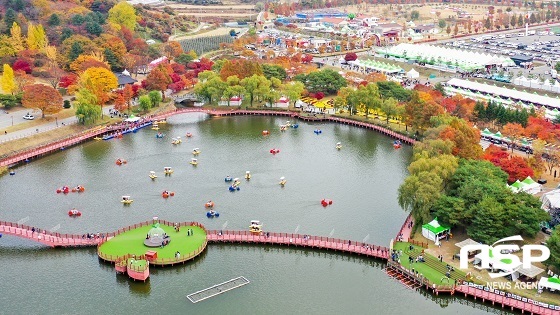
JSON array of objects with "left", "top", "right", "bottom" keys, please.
[{"left": 187, "top": 276, "right": 250, "bottom": 303}]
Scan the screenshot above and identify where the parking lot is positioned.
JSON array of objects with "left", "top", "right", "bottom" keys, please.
[
  {"left": 440, "top": 29, "right": 560, "bottom": 64},
  {"left": 437, "top": 29, "right": 560, "bottom": 81}
]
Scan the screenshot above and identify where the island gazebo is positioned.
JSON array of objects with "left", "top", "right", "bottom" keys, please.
[
  {"left": 421, "top": 218, "right": 450, "bottom": 243},
  {"left": 144, "top": 223, "right": 170, "bottom": 247}
]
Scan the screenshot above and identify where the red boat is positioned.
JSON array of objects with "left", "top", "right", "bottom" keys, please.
[
  {"left": 68, "top": 209, "right": 82, "bottom": 217},
  {"left": 57, "top": 186, "right": 70, "bottom": 194}
]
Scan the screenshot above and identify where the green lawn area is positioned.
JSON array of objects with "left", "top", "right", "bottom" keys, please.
[
  {"left": 98, "top": 224, "right": 206, "bottom": 260},
  {"left": 128, "top": 258, "right": 147, "bottom": 270},
  {"left": 393, "top": 242, "right": 454, "bottom": 286}
]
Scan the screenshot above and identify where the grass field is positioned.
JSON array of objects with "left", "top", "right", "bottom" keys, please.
[
  {"left": 393, "top": 242, "right": 454, "bottom": 286},
  {"left": 99, "top": 223, "right": 206, "bottom": 260}
]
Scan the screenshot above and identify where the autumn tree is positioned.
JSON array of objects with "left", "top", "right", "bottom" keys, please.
[
  {"left": 27, "top": 23, "right": 48, "bottom": 51},
  {"left": 70, "top": 54, "right": 110, "bottom": 73},
  {"left": 122, "top": 84, "right": 134, "bottom": 113},
  {"left": 502, "top": 122, "right": 525, "bottom": 153},
  {"left": 22, "top": 84, "right": 63, "bottom": 118},
  {"left": 9, "top": 22, "right": 24, "bottom": 52},
  {"left": 220, "top": 59, "right": 263, "bottom": 81},
  {"left": 14, "top": 70, "right": 34, "bottom": 94},
  {"left": 1, "top": 64, "right": 16, "bottom": 95},
  {"left": 163, "top": 41, "right": 184, "bottom": 59},
  {"left": 483, "top": 144, "right": 534, "bottom": 183},
  {"left": 108, "top": 2, "right": 137, "bottom": 30},
  {"left": 145, "top": 64, "right": 172, "bottom": 100},
  {"left": 78, "top": 67, "right": 118, "bottom": 112},
  {"left": 114, "top": 92, "right": 127, "bottom": 112}
]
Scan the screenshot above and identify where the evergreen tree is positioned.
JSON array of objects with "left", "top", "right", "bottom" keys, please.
[
  {"left": 103, "top": 48, "right": 121, "bottom": 71},
  {"left": 68, "top": 42, "right": 83, "bottom": 62},
  {"left": 510, "top": 13, "right": 517, "bottom": 28},
  {"left": 517, "top": 14, "right": 524, "bottom": 27},
  {"left": 4, "top": 9, "right": 16, "bottom": 31},
  {"left": 60, "top": 29, "right": 72, "bottom": 42},
  {"left": 48, "top": 14, "right": 61, "bottom": 26},
  {"left": 86, "top": 21, "right": 103, "bottom": 36}
]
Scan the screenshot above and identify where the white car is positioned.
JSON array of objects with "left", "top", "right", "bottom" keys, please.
[{"left": 23, "top": 113, "right": 34, "bottom": 120}]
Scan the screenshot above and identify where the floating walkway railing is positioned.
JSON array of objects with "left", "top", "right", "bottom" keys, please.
[
  {"left": 206, "top": 230, "right": 390, "bottom": 260},
  {"left": 187, "top": 276, "right": 250, "bottom": 303},
  {"left": 0, "top": 108, "right": 415, "bottom": 167}
]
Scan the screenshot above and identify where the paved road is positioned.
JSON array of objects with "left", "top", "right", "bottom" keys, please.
[
  {"left": 0, "top": 106, "right": 114, "bottom": 143},
  {"left": 0, "top": 108, "right": 38, "bottom": 130}
]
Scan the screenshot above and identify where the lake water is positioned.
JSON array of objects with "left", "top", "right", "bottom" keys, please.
[{"left": 0, "top": 113, "right": 512, "bottom": 314}]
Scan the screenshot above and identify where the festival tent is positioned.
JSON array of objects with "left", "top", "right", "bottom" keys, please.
[
  {"left": 445, "top": 78, "right": 560, "bottom": 109},
  {"left": 421, "top": 218, "right": 450, "bottom": 243},
  {"left": 481, "top": 128, "right": 493, "bottom": 136},
  {"left": 124, "top": 114, "right": 141, "bottom": 122},
  {"left": 513, "top": 76, "right": 526, "bottom": 85},
  {"left": 538, "top": 276, "right": 560, "bottom": 292},
  {"left": 510, "top": 180, "right": 525, "bottom": 193},
  {"left": 406, "top": 68, "right": 419, "bottom": 79},
  {"left": 521, "top": 176, "right": 541, "bottom": 194},
  {"left": 541, "top": 189, "right": 560, "bottom": 212}
]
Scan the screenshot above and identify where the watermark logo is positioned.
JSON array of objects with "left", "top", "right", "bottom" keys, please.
[{"left": 460, "top": 235, "right": 550, "bottom": 279}]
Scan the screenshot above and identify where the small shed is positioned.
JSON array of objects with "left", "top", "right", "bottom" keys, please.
[
  {"left": 275, "top": 96, "right": 290, "bottom": 108},
  {"left": 421, "top": 218, "right": 450, "bottom": 243}
]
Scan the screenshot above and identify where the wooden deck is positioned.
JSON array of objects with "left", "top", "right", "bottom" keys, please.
[
  {"left": 0, "top": 221, "right": 104, "bottom": 247},
  {"left": 455, "top": 284, "right": 557, "bottom": 315},
  {"left": 206, "top": 230, "right": 390, "bottom": 260}
]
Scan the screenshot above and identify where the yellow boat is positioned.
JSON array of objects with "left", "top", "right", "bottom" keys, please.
[
  {"left": 164, "top": 167, "right": 173, "bottom": 175},
  {"left": 149, "top": 171, "right": 157, "bottom": 180},
  {"left": 336, "top": 142, "right": 342, "bottom": 150},
  {"left": 189, "top": 158, "right": 198, "bottom": 166},
  {"left": 245, "top": 171, "right": 251, "bottom": 180},
  {"left": 121, "top": 196, "right": 133, "bottom": 204},
  {"left": 94, "top": 137, "right": 102, "bottom": 140},
  {"left": 151, "top": 124, "right": 160, "bottom": 130},
  {"left": 156, "top": 120, "right": 167, "bottom": 124},
  {"left": 279, "top": 177, "right": 286, "bottom": 187},
  {"left": 192, "top": 148, "right": 201, "bottom": 155}
]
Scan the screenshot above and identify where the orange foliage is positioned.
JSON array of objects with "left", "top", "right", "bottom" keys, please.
[{"left": 524, "top": 117, "right": 560, "bottom": 142}]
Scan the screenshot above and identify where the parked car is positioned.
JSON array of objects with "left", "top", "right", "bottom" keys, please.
[{"left": 23, "top": 113, "right": 34, "bottom": 120}]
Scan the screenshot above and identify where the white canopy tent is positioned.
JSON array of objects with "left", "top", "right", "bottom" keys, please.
[
  {"left": 124, "top": 115, "right": 141, "bottom": 122},
  {"left": 377, "top": 44, "right": 514, "bottom": 70},
  {"left": 541, "top": 189, "right": 560, "bottom": 213},
  {"left": 445, "top": 78, "right": 560, "bottom": 110},
  {"left": 407, "top": 68, "right": 419, "bottom": 79},
  {"left": 538, "top": 276, "right": 560, "bottom": 292}
]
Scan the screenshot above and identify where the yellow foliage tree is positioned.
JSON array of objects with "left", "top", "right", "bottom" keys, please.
[
  {"left": 79, "top": 67, "right": 118, "bottom": 106},
  {"left": 0, "top": 35, "right": 16, "bottom": 57},
  {"left": 108, "top": 2, "right": 137, "bottom": 30},
  {"left": 9, "top": 22, "right": 24, "bottom": 52},
  {"left": 1, "top": 64, "right": 16, "bottom": 94},
  {"left": 27, "top": 23, "right": 47, "bottom": 51},
  {"left": 70, "top": 54, "right": 110, "bottom": 73}
]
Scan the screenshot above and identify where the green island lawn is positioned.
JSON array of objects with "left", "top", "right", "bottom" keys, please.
[
  {"left": 393, "top": 242, "right": 455, "bottom": 286},
  {"left": 99, "top": 224, "right": 206, "bottom": 260}
]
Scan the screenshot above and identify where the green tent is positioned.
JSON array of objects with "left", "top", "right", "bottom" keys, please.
[
  {"left": 482, "top": 128, "right": 493, "bottom": 136},
  {"left": 421, "top": 218, "right": 450, "bottom": 243},
  {"left": 522, "top": 176, "right": 537, "bottom": 185}
]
